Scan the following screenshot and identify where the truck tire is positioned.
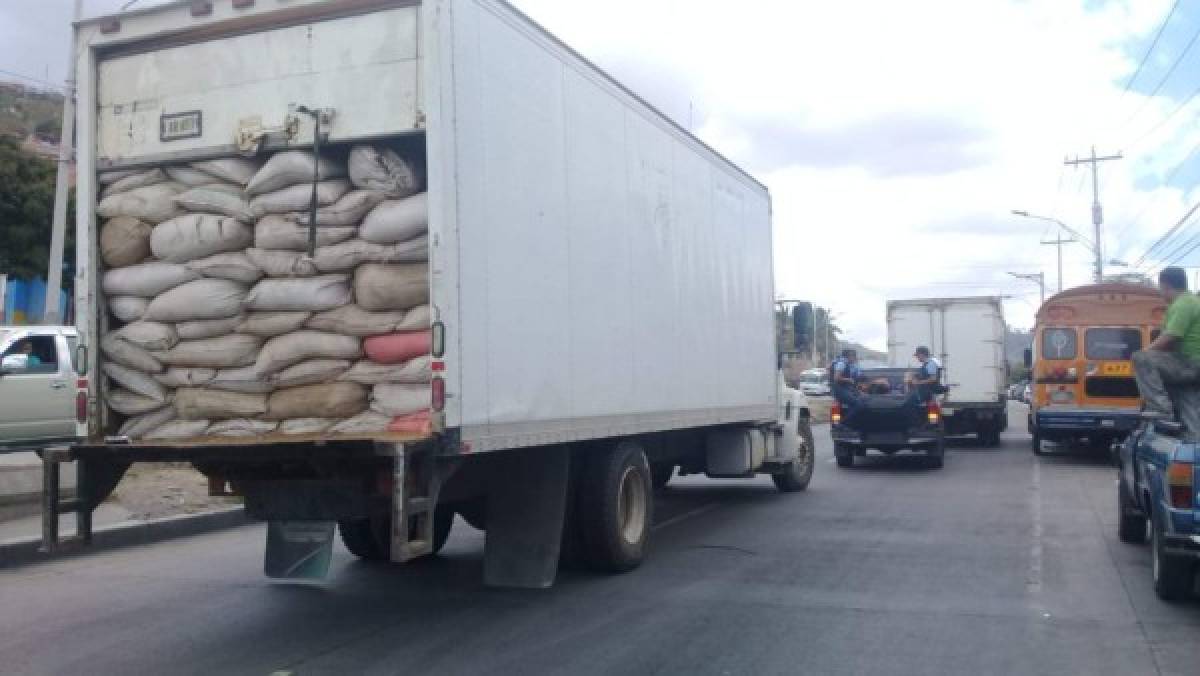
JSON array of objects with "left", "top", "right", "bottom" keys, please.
[
  {"left": 577, "top": 440, "right": 653, "bottom": 573},
  {"left": 650, "top": 463, "right": 674, "bottom": 490},
  {"left": 834, "top": 442, "right": 854, "bottom": 468},
  {"left": 773, "top": 419, "right": 815, "bottom": 492},
  {"left": 1152, "top": 511, "right": 1195, "bottom": 601},
  {"left": 338, "top": 506, "right": 454, "bottom": 561},
  {"left": 1117, "top": 481, "right": 1146, "bottom": 544},
  {"left": 1031, "top": 428, "right": 1045, "bottom": 456}
]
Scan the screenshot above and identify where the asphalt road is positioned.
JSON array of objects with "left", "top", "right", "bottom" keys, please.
[{"left": 2, "top": 403, "right": 1198, "bottom": 675}]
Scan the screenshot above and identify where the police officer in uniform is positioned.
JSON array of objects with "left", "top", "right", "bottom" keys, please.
[
  {"left": 831, "top": 348, "right": 862, "bottom": 415},
  {"left": 908, "top": 346, "right": 942, "bottom": 403}
]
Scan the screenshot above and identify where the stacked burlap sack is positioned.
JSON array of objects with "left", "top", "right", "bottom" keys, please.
[{"left": 96, "top": 146, "right": 434, "bottom": 440}]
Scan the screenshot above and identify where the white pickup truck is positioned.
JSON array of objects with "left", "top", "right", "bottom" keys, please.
[{"left": 0, "top": 326, "right": 82, "bottom": 451}]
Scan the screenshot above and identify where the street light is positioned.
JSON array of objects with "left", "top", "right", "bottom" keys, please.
[
  {"left": 1011, "top": 209, "right": 1103, "bottom": 283},
  {"left": 1009, "top": 271, "right": 1046, "bottom": 304}
]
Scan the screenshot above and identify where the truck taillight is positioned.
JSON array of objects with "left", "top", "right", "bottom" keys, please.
[
  {"left": 927, "top": 400, "right": 941, "bottom": 425},
  {"left": 1167, "top": 461, "right": 1194, "bottom": 509},
  {"left": 830, "top": 402, "right": 842, "bottom": 424},
  {"left": 75, "top": 378, "right": 88, "bottom": 424},
  {"left": 432, "top": 376, "right": 445, "bottom": 412}
]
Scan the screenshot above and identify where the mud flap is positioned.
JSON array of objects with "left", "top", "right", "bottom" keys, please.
[
  {"left": 483, "top": 446, "right": 570, "bottom": 589},
  {"left": 264, "top": 520, "right": 335, "bottom": 580}
]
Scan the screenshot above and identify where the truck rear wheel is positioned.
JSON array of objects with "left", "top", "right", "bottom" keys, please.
[
  {"left": 1117, "top": 481, "right": 1146, "bottom": 544},
  {"left": 1152, "top": 511, "right": 1195, "bottom": 601},
  {"left": 773, "top": 419, "right": 815, "bottom": 492},
  {"left": 577, "top": 441, "right": 653, "bottom": 572},
  {"left": 338, "top": 506, "right": 454, "bottom": 561},
  {"left": 834, "top": 442, "right": 854, "bottom": 468},
  {"left": 1031, "top": 428, "right": 1045, "bottom": 456},
  {"left": 926, "top": 438, "right": 945, "bottom": 469}
]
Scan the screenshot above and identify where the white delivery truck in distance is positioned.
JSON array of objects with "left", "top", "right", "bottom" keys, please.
[
  {"left": 50, "top": 0, "right": 816, "bottom": 587},
  {"left": 887, "top": 297, "right": 1008, "bottom": 446}
]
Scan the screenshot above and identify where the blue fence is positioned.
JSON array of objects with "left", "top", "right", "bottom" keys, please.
[{"left": 2, "top": 277, "right": 71, "bottom": 325}]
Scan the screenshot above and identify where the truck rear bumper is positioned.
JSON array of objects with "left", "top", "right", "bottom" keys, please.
[
  {"left": 831, "top": 426, "right": 941, "bottom": 447},
  {"left": 1163, "top": 533, "right": 1200, "bottom": 560}
]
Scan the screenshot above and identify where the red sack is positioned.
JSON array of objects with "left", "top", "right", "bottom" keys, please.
[
  {"left": 388, "top": 409, "right": 432, "bottom": 435},
  {"left": 363, "top": 330, "right": 431, "bottom": 364}
]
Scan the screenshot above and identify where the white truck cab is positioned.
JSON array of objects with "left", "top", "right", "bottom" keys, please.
[{"left": 0, "top": 326, "right": 84, "bottom": 450}]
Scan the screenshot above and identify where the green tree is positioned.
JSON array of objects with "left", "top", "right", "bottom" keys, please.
[{"left": 0, "top": 135, "right": 74, "bottom": 284}]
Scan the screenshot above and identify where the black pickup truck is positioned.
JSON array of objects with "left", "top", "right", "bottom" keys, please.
[{"left": 831, "top": 367, "right": 946, "bottom": 469}]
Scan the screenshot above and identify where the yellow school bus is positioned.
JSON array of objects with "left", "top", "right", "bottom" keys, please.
[{"left": 1027, "top": 283, "right": 1165, "bottom": 455}]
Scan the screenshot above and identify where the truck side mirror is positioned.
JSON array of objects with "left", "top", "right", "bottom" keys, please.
[{"left": 1023, "top": 348, "right": 1032, "bottom": 369}]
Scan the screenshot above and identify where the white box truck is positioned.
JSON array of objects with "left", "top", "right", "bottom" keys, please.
[
  {"left": 44, "top": 0, "right": 816, "bottom": 587},
  {"left": 886, "top": 297, "right": 1008, "bottom": 446}
]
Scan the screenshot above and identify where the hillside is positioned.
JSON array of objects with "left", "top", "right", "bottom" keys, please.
[{"left": 0, "top": 81, "right": 63, "bottom": 142}]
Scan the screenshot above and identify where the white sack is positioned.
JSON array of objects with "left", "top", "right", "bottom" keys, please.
[
  {"left": 312, "top": 236, "right": 427, "bottom": 273},
  {"left": 102, "top": 262, "right": 199, "bottom": 297},
  {"left": 118, "top": 407, "right": 177, "bottom": 439},
  {"left": 101, "top": 168, "right": 166, "bottom": 198},
  {"left": 329, "top": 411, "right": 392, "bottom": 435},
  {"left": 207, "top": 419, "right": 279, "bottom": 437},
  {"left": 175, "top": 315, "right": 245, "bottom": 340},
  {"left": 144, "top": 420, "right": 211, "bottom": 440},
  {"left": 279, "top": 418, "right": 335, "bottom": 435},
  {"left": 370, "top": 383, "right": 429, "bottom": 417},
  {"left": 291, "top": 189, "right": 386, "bottom": 227},
  {"left": 154, "top": 334, "right": 261, "bottom": 368},
  {"left": 249, "top": 180, "right": 350, "bottom": 217},
  {"left": 175, "top": 388, "right": 267, "bottom": 420},
  {"left": 100, "top": 217, "right": 154, "bottom": 267},
  {"left": 255, "top": 331, "right": 362, "bottom": 375},
  {"left": 207, "top": 365, "right": 274, "bottom": 394},
  {"left": 185, "top": 252, "right": 263, "bottom": 284},
  {"left": 245, "top": 150, "right": 345, "bottom": 195},
  {"left": 272, "top": 359, "right": 350, "bottom": 388},
  {"left": 341, "top": 356, "right": 432, "bottom": 385},
  {"left": 244, "top": 248, "right": 317, "bottom": 277},
  {"left": 100, "top": 334, "right": 163, "bottom": 373},
  {"left": 97, "top": 182, "right": 185, "bottom": 223},
  {"left": 266, "top": 382, "right": 367, "bottom": 420},
  {"left": 244, "top": 275, "right": 351, "bottom": 312},
  {"left": 143, "top": 278, "right": 247, "bottom": 322},
  {"left": 354, "top": 263, "right": 428, "bottom": 311},
  {"left": 155, "top": 367, "right": 217, "bottom": 388},
  {"left": 102, "top": 361, "right": 169, "bottom": 402},
  {"left": 116, "top": 321, "right": 178, "bottom": 351},
  {"left": 165, "top": 166, "right": 226, "bottom": 187},
  {"left": 306, "top": 304, "right": 414, "bottom": 337},
  {"left": 236, "top": 312, "right": 311, "bottom": 337},
  {"left": 254, "top": 215, "right": 356, "bottom": 251},
  {"left": 174, "top": 186, "right": 255, "bottom": 223},
  {"left": 359, "top": 193, "right": 428, "bottom": 244},
  {"left": 98, "top": 168, "right": 139, "bottom": 185},
  {"left": 399, "top": 305, "right": 432, "bottom": 330},
  {"left": 109, "top": 296, "right": 149, "bottom": 323},
  {"left": 107, "top": 388, "right": 169, "bottom": 416},
  {"left": 150, "top": 213, "right": 253, "bottom": 263},
  {"left": 347, "top": 145, "right": 420, "bottom": 197},
  {"left": 191, "top": 158, "right": 261, "bottom": 186}
]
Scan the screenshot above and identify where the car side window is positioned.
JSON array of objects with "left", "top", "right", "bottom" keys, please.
[{"left": 1, "top": 335, "right": 60, "bottom": 374}]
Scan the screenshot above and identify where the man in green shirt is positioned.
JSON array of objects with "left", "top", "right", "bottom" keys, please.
[{"left": 1133, "top": 267, "right": 1200, "bottom": 429}]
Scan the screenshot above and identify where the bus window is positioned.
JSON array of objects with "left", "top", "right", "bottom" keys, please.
[
  {"left": 1041, "top": 327, "right": 1076, "bottom": 360},
  {"left": 1084, "top": 328, "right": 1141, "bottom": 360}
]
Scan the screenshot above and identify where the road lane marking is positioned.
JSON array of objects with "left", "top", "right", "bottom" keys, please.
[
  {"left": 653, "top": 503, "right": 720, "bottom": 531},
  {"left": 1028, "top": 457, "right": 1045, "bottom": 600}
]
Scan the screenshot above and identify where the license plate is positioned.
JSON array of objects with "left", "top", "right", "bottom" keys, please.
[{"left": 1101, "top": 362, "right": 1132, "bottom": 376}]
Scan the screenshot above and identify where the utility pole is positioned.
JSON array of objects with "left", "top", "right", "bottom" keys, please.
[
  {"left": 44, "top": 0, "right": 81, "bottom": 324},
  {"left": 1040, "top": 232, "right": 1075, "bottom": 294},
  {"left": 1064, "top": 146, "right": 1122, "bottom": 284},
  {"left": 1009, "top": 271, "right": 1046, "bottom": 304}
]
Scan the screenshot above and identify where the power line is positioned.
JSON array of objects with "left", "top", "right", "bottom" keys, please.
[
  {"left": 1114, "top": 137, "right": 1200, "bottom": 243},
  {"left": 1134, "top": 197, "right": 1200, "bottom": 267},
  {"left": 0, "top": 67, "right": 64, "bottom": 91},
  {"left": 1118, "top": 22, "right": 1200, "bottom": 131},
  {"left": 1121, "top": 0, "right": 1182, "bottom": 95},
  {"left": 1124, "top": 79, "right": 1200, "bottom": 149}
]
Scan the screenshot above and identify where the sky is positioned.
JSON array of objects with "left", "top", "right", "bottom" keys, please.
[{"left": 2, "top": 0, "right": 1200, "bottom": 350}]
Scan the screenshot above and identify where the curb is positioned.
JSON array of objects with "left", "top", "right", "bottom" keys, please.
[{"left": 0, "top": 506, "right": 255, "bottom": 568}]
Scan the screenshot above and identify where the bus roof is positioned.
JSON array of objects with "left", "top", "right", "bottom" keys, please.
[{"left": 1035, "top": 283, "right": 1164, "bottom": 326}]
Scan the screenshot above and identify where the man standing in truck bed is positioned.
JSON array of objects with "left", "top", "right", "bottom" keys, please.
[{"left": 1133, "top": 266, "right": 1200, "bottom": 434}]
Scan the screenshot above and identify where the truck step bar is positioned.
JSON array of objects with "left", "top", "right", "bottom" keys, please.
[{"left": 37, "top": 446, "right": 128, "bottom": 554}]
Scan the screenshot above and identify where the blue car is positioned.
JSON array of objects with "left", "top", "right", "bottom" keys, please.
[{"left": 1117, "top": 419, "right": 1200, "bottom": 601}]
